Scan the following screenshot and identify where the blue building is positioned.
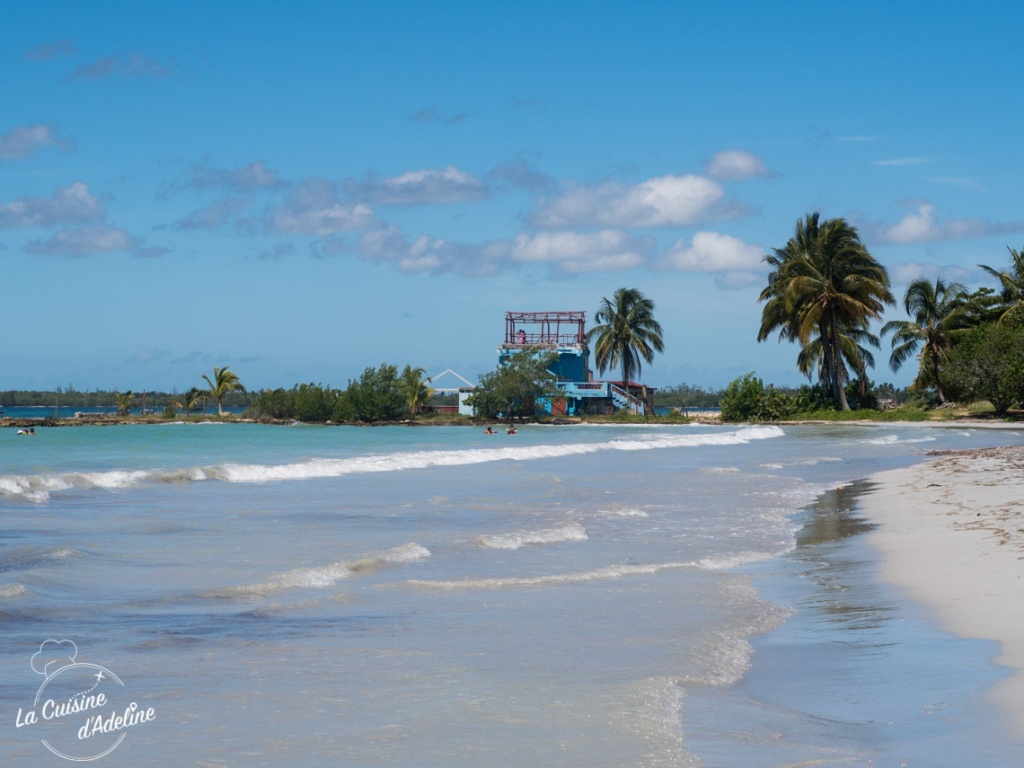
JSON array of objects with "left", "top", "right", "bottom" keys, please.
[{"left": 499, "top": 311, "right": 654, "bottom": 416}]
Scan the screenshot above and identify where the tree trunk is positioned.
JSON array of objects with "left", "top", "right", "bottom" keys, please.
[{"left": 827, "top": 314, "right": 851, "bottom": 411}]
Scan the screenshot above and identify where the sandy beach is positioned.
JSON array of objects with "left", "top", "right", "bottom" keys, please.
[{"left": 859, "top": 444, "right": 1024, "bottom": 738}]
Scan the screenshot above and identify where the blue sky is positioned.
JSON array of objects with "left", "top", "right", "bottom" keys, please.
[{"left": 3, "top": 1, "right": 1023, "bottom": 393}]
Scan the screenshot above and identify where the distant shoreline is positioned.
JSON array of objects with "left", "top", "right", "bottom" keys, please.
[{"left": 7, "top": 412, "right": 1024, "bottom": 430}]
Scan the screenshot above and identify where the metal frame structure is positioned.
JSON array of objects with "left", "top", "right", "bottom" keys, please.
[{"left": 502, "top": 311, "right": 587, "bottom": 348}]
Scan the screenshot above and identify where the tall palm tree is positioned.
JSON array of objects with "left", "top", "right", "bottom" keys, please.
[
  {"left": 881, "top": 278, "right": 970, "bottom": 403},
  {"left": 202, "top": 366, "right": 245, "bottom": 416},
  {"left": 759, "top": 213, "right": 894, "bottom": 410},
  {"left": 586, "top": 288, "right": 664, "bottom": 383},
  {"left": 978, "top": 245, "right": 1024, "bottom": 324},
  {"left": 401, "top": 365, "right": 433, "bottom": 415}
]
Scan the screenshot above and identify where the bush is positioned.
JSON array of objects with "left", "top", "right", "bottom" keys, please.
[
  {"left": 844, "top": 377, "right": 879, "bottom": 410},
  {"left": 943, "top": 323, "right": 1024, "bottom": 414},
  {"left": 792, "top": 384, "right": 834, "bottom": 413},
  {"left": 344, "top": 364, "right": 406, "bottom": 422},
  {"left": 720, "top": 373, "right": 795, "bottom": 422},
  {"left": 467, "top": 350, "right": 558, "bottom": 419},
  {"left": 248, "top": 387, "right": 296, "bottom": 420}
]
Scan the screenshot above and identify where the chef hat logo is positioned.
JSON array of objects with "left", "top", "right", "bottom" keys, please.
[{"left": 31, "top": 639, "right": 79, "bottom": 677}]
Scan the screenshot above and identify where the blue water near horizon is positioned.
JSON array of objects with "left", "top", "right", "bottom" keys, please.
[
  {"left": 0, "top": 405, "right": 247, "bottom": 419},
  {"left": 0, "top": 421, "right": 1021, "bottom": 765}
]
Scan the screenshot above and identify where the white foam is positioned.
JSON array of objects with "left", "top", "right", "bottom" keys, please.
[
  {"left": 601, "top": 507, "right": 650, "bottom": 518},
  {"left": 0, "top": 425, "right": 785, "bottom": 501},
  {"left": 208, "top": 542, "right": 431, "bottom": 598},
  {"left": 0, "top": 583, "right": 26, "bottom": 599},
  {"left": 477, "top": 522, "right": 588, "bottom": 550},
  {"left": 861, "top": 434, "right": 937, "bottom": 446},
  {"left": 759, "top": 456, "right": 843, "bottom": 469},
  {"left": 403, "top": 560, "right": 702, "bottom": 590}
]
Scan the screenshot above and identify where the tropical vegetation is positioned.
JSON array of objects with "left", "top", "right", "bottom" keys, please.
[
  {"left": 8, "top": 238, "right": 1024, "bottom": 424},
  {"left": 758, "top": 213, "right": 894, "bottom": 410},
  {"left": 719, "top": 373, "right": 795, "bottom": 422},
  {"left": 587, "top": 287, "right": 664, "bottom": 383},
  {"left": 943, "top": 320, "right": 1024, "bottom": 415},
  {"left": 202, "top": 366, "right": 246, "bottom": 416},
  {"left": 979, "top": 245, "right": 1024, "bottom": 324},
  {"left": 466, "top": 349, "right": 558, "bottom": 420},
  {"left": 401, "top": 365, "right": 434, "bottom": 415},
  {"left": 171, "top": 387, "right": 205, "bottom": 416},
  {"left": 881, "top": 278, "right": 970, "bottom": 403},
  {"left": 114, "top": 391, "right": 135, "bottom": 416}
]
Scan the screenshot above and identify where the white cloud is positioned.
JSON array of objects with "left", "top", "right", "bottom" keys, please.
[
  {"left": 410, "top": 107, "right": 469, "bottom": 124},
  {"left": 490, "top": 159, "right": 555, "bottom": 192},
  {"left": 256, "top": 243, "right": 297, "bottom": 261},
  {"left": 888, "top": 261, "right": 975, "bottom": 285},
  {"left": 533, "top": 173, "right": 725, "bottom": 228},
  {"left": 267, "top": 179, "right": 377, "bottom": 235},
  {"left": 352, "top": 225, "right": 650, "bottom": 276},
  {"left": 706, "top": 150, "right": 772, "bottom": 181},
  {"left": 352, "top": 166, "right": 486, "bottom": 205},
  {"left": 872, "top": 156, "right": 930, "bottom": 167},
  {"left": 182, "top": 160, "right": 284, "bottom": 194},
  {"left": 874, "top": 202, "right": 1024, "bottom": 244},
  {"left": 0, "top": 124, "right": 73, "bottom": 162},
  {"left": 176, "top": 197, "right": 249, "bottom": 230},
  {"left": 68, "top": 51, "right": 175, "bottom": 80},
  {"left": 0, "top": 182, "right": 104, "bottom": 228},
  {"left": 508, "top": 230, "right": 651, "bottom": 273},
  {"left": 25, "top": 225, "right": 135, "bottom": 256},
  {"left": 660, "top": 231, "right": 765, "bottom": 274},
  {"left": 23, "top": 39, "right": 75, "bottom": 61},
  {"left": 358, "top": 226, "right": 499, "bottom": 276}
]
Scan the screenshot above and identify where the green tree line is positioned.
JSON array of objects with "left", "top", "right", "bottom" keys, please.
[
  {"left": 246, "top": 364, "right": 434, "bottom": 423},
  {"left": 735, "top": 212, "right": 1024, "bottom": 421}
]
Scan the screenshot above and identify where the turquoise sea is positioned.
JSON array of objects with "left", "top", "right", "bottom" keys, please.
[{"left": 1, "top": 421, "right": 1022, "bottom": 766}]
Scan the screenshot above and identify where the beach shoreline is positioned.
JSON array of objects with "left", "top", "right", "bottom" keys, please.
[{"left": 858, "top": 444, "right": 1024, "bottom": 740}]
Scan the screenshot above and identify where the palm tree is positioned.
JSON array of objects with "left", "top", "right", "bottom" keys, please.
[
  {"left": 401, "top": 365, "right": 433, "bottom": 415},
  {"left": 796, "top": 322, "right": 879, "bottom": 389},
  {"left": 978, "top": 245, "right": 1024, "bottom": 324},
  {"left": 759, "top": 213, "right": 894, "bottom": 410},
  {"left": 586, "top": 288, "right": 664, "bottom": 383},
  {"left": 114, "top": 391, "right": 135, "bottom": 416},
  {"left": 202, "top": 366, "right": 245, "bottom": 416},
  {"left": 171, "top": 387, "right": 204, "bottom": 416},
  {"left": 881, "top": 278, "right": 970, "bottom": 403}
]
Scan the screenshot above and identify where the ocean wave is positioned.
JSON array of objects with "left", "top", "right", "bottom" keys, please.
[
  {"left": 758, "top": 456, "right": 843, "bottom": 469},
  {"left": 476, "top": 522, "right": 588, "bottom": 550},
  {"left": 600, "top": 507, "right": 650, "bottom": 518},
  {"left": 0, "top": 425, "right": 784, "bottom": 502},
  {"left": 0, "top": 546, "right": 79, "bottom": 573},
  {"left": 204, "top": 542, "right": 430, "bottom": 598},
  {"left": 402, "top": 551, "right": 772, "bottom": 590},
  {"left": 860, "top": 434, "right": 937, "bottom": 446},
  {"left": 0, "top": 583, "right": 26, "bottom": 599}
]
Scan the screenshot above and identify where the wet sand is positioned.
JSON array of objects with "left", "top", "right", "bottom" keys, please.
[{"left": 860, "top": 445, "right": 1024, "bottom": 738}]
